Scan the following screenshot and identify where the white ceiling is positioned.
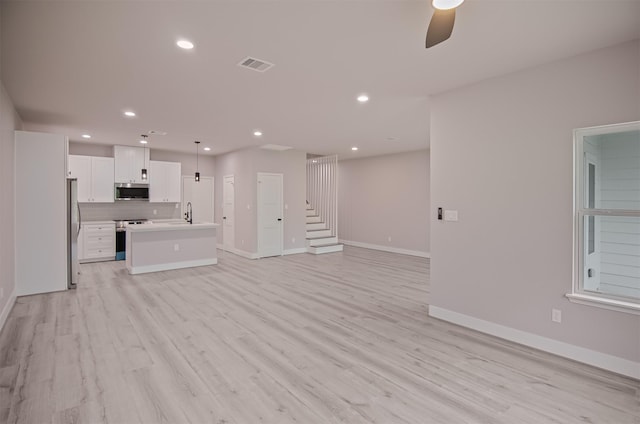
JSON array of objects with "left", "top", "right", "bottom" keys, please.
[{"left": 2, "top": 0, "right": 639, "bottom": 158}]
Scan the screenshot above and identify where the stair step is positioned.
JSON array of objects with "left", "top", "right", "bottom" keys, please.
[
  {"left": 306, "top": 229, "right": 332, "bottom": 238},
  {"left": 307, "top": 244, "right": 344, "bottom": 255},
  {"left": 306, "top": 215, "right": 322, "bottom": 224},
  {"left": 306, "top": 222, "right": 326, "bottom": 230},
  {"left": 307, "top": 236, "right": 338, "bottom": 247},
  {"left": 306, "top": 209, "right": 316, "bottom": 216}
]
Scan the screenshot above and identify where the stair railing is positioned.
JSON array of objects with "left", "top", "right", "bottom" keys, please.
[{"left": 306, "top": 155, "right": 338, "bottom": 238}]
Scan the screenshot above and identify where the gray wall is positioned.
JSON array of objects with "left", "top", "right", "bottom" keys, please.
[
  {"left": 430, "top": 40, "right": 640, "bottom": 364},
  {"left": 338, "top": 150, "right": 430, "bottom": 255},
  {"left": 214, "top": 148, "right": 307, "bottom": 255},
  {"left": 68, "top": 142, "right": 215, "bottom": 221},
  {"left": 0, "top": 81, "right": 22, "bottom": 321}
]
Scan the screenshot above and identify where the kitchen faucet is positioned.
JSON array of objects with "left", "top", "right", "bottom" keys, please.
[{"left": 185, "top": 202, "right": 193, "bottom": 224}]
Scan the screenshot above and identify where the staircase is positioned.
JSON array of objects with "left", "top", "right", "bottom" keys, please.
[{"left": 306, "top": 205, "right": 343, "bottom": 254}]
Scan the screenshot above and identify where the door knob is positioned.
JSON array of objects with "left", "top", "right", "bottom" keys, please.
[
  {"left": 223, "top": 217, "right": 226, "bottom": 219},
  {"left": 277, "top": 218, "right": 282, "bottom": 221}
]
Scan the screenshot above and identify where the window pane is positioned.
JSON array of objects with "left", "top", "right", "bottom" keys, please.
[
  {"left": 588, "top": 163, "right": 595, "bottom": 209},
  {"left": 588, "top": 215, "right": 595, "bottom": 254},
  {"left": 584, "top": 129, "right": 640, "bottom": 211},
  {"left": 583, "top": 214, "right": 640, "bottom": 301}
]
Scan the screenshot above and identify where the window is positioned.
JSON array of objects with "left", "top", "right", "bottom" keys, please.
[{"left": 569, "top": 121, "right": 640, "bottom": 314}]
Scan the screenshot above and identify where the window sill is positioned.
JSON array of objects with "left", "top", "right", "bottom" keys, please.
[{"left": 566, "top": 293, "right": 640, "bottom": 315}]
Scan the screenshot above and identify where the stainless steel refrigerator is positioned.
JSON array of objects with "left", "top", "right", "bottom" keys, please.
[{"left": 67, "top": 178, "right": 80, "bottom": 289}]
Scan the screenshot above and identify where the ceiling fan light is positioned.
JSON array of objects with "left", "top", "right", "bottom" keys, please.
[{"left": 432, "top": 0, "right": 464, "bottom": 10}]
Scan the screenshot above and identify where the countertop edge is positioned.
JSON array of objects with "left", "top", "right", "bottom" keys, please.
[{"left": 126, "top": 222, "right": 220, "bottom": 232}]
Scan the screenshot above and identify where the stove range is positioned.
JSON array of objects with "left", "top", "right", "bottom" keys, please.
[
  {"left": 115, "top": 220, "right": 150, "bottom": 261},
  {"left": 115, "top": 219, "right": 150, "bottom": 232}
]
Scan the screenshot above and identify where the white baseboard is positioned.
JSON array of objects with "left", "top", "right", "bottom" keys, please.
[
  {"left": 0, "top": 289, "right": 17, "bottom": 333},
  {"left": 429, "top": 306, "right": 640, "bottom": 380},
  {"left": 128, "top": 258, "right": 218, "bottom": 275},
  {"left": 283, "top": 247, "right": 307, "bottom": 256},
  {"left": 216, "top": 244, "right": 259, "bottom": 260},
  {"left": 340, "top": 239, "right": 430, "bottom": 258}
]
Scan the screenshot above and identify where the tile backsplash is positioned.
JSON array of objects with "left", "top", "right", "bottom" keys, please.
[{"left": 79, "top": 202, "right": 182, "bottom": 222}]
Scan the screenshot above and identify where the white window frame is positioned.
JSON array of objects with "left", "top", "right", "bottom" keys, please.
[{"left": 567, "top": 121, "right": 640, "bottom": 315}]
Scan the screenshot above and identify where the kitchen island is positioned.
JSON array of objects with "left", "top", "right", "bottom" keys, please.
[{"left": 125, "top": 221, "right": 219, "bottom": 275}]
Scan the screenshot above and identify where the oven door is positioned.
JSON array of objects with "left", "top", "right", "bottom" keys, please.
[{"left": 115, "top": 229, "right": 126, "bottom": 260}]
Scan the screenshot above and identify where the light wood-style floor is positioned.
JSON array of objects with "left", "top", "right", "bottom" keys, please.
[{"left": 0, "top": 247, "right": 638, "bottom": 423}]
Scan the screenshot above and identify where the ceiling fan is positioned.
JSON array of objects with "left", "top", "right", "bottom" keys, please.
[{"left": 426, "top": 0, "right": 465, "bottom": 48}]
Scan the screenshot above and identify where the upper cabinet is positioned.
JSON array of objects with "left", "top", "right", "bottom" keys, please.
[
  {"left": 149, "top": 160, "right": 181, "bottom": 202},
  {"left": 68, "top": 155, "right": 115, "bottom": 203},
  {"left": 114, "top": 145, "right": 149, "bottom": 184}
]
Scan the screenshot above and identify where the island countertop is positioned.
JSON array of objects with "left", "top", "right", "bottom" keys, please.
[
  {"left": 126, "top": 221, "right": 220, "bottom": 232},
  {"left": 125, "top": 221, "right": 219, "bottom": 274}
]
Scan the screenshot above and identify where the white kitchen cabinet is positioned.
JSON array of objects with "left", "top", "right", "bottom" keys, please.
[
  {"left": 68, "top": 155, "right": 114, "bottom": 202},
  {"left": 114, "top": 145, "right": 149, "bottom": 184},
  {"left": 149, "top": 160, "right": 181, "bottom": 202},
  {"left": 80, "top": 222, "right": 115, "bottom": 263},
  {"left": 68, "top": 155, "right": 91, "bottom": 201}
]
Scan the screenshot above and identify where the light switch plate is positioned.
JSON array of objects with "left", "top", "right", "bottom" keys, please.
[{"left": 444, "top": 210, "right": 459, "bottom": 222}]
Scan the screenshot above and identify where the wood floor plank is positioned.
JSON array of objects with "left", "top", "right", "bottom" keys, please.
[{"left": 0, "top": 246, "right": 638, "bottom": 423}]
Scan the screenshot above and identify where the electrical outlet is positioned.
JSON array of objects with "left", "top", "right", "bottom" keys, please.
[
  {"left": 552, "top": 309, "right": 562, "bottom": 323},
  {"left": 285, "top": 204, "right": 289, "bottom": 210},
  {"left": 292, "top": 237, "right": 296, "bottom": 243},
  {"left": 153, "top": 209, "right": 157, "bottom": 215},
  {"left": 174, "top": 244, "right": 180, "bottom": 252},
  {"left": 241, "top": 239, "right": 244, "bottom": 245},
  {"left": 175, "top": 203, "right": 179, "bottom": 208}
]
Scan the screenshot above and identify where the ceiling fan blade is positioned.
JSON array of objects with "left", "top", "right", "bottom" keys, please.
[{"left": 425, "top": 8, "right": 456, "bottom": 48}]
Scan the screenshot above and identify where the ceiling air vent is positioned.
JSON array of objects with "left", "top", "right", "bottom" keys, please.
[{"left": 238, "top": 57, "right": 274, "bottom": 73}]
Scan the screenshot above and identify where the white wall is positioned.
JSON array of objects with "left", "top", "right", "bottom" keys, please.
[
  {"left": 214, "top": 148, "right": 307, "bottom": 256},
  {"left": 0, "top": 81, "right": 22, "bottom": 328},
  {"left": 430, "top": 40, "right": 640, "bottom": 374},
  {"left": 338, "top": 150, "right": 430, "bottom": 256}
]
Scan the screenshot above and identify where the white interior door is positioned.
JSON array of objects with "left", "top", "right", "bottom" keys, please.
[
  {"left": 223, "top": 175, "right": 235, "bottom": 251},
  {"left": 182, "top": 176, "right": 214, "bottom": 223},
  {"left": 257, "top": 173, "right": 283, "bottom": 258},
  {"left": 584, "top": 152, "right": 600, "bottom": 291}
]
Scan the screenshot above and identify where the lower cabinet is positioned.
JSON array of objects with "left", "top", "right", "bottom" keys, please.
[{"left": 79, "top": 222, "right": 116, "bottom": 263}]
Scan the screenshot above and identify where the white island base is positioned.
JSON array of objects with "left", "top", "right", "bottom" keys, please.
[{"left": 126, "top": 222, "right": 219, "bottom": 275}]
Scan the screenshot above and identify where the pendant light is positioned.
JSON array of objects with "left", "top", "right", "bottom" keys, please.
[
  {"left": 140, "top": 135, "right": 149, "bottom": 181},
  {"left": 194, "top": 141, "right": 200, "bottom": 182}
]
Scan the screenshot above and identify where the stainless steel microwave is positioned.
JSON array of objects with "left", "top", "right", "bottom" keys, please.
[{"left": 114, "top": 183, "right": 149, "bottom": 201}]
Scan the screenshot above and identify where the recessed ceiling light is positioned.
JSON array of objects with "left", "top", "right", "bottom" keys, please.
[
  {"left": 203, "top": 147, "right": 211, "bottom": 151},
  {"left": 351, "top": 147, "right": 358, "bottom": 151},
  {"left": 176, "top": 39, "right": 194, "bottom": 50},
  {"left": 81, "top": 134, "right": 91, "bottom": 139},
  {"left": 357, "top": 94, "right": 369, "bottom": 103},
  {"left": 312, "top": 160, "right": 318, "bottom": 163},
  {"left": 432, "top": 0, "right": 464, "bottom": 11},
  {"left": 124, "top": 111, "right": 136, "bottom": 117},
  {"left": 254, "top": 131, "right": 263, "bottom": 137}
]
